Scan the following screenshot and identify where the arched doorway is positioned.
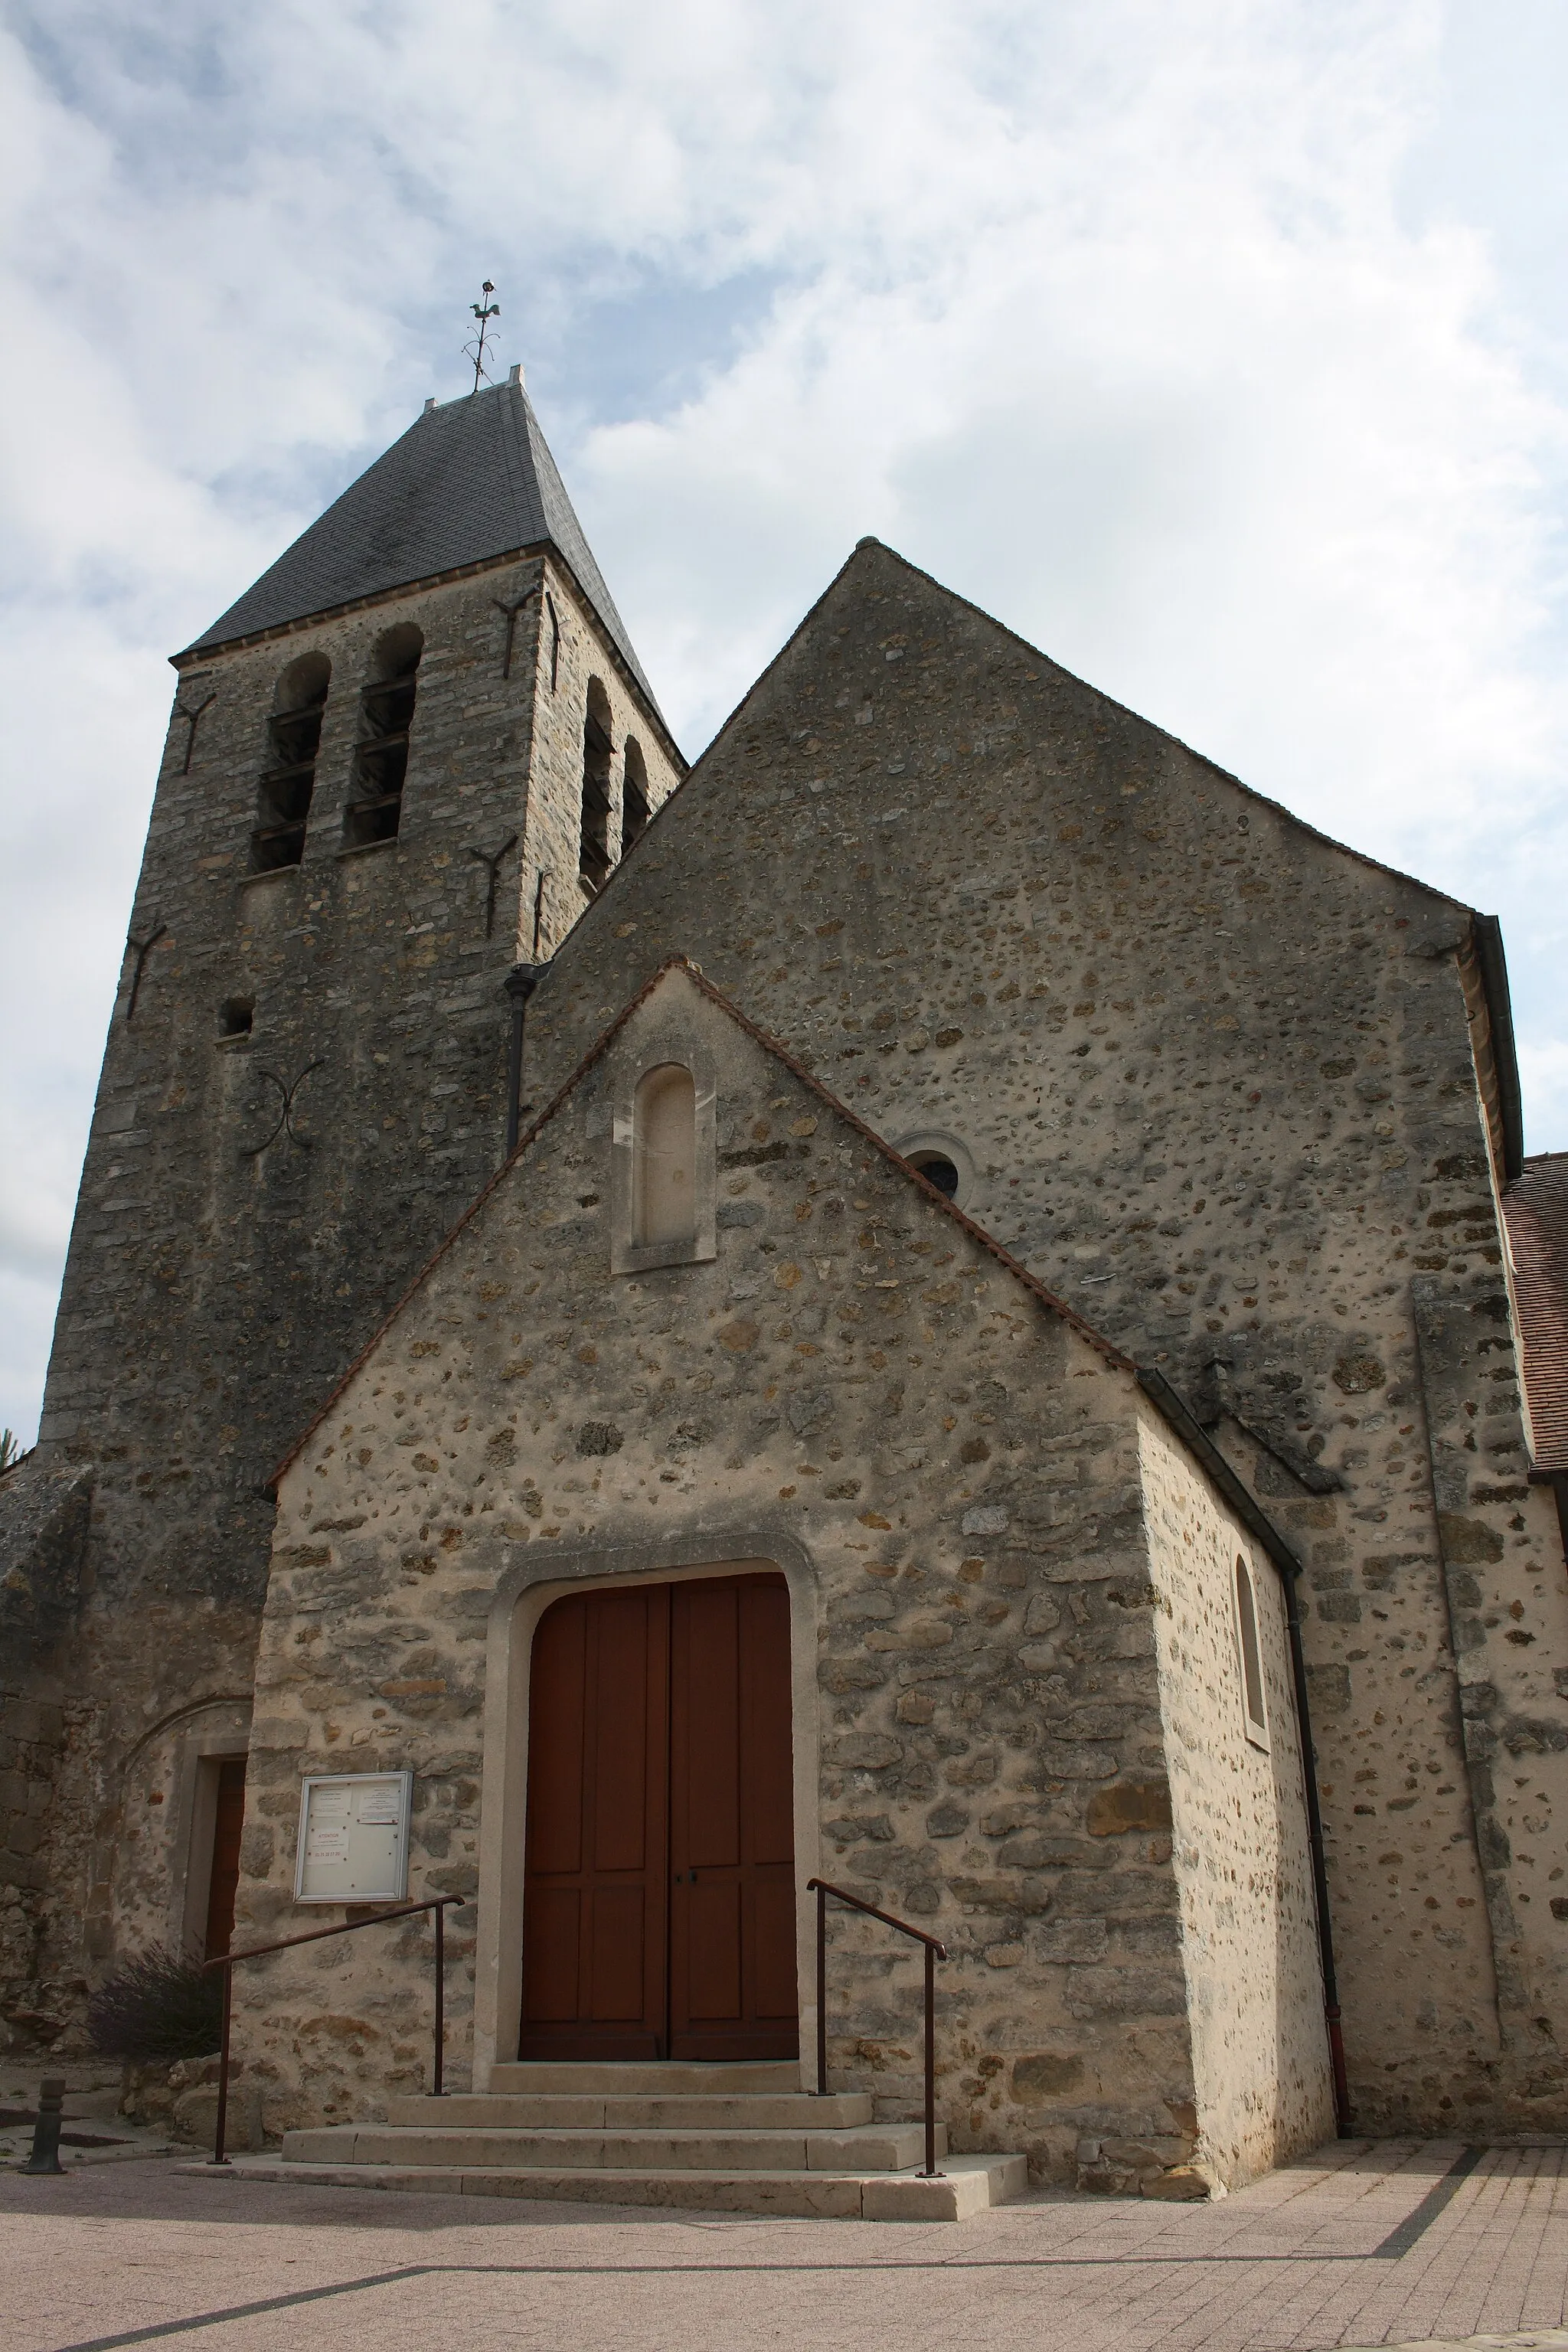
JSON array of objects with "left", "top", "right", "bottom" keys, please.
[{"left": 518, "top": 1571, "right": 798, "bottom": 2061}]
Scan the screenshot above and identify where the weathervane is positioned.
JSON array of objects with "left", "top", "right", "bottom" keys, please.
[{"left": 466, "top": 281, "right": 501, "bottom": 392}]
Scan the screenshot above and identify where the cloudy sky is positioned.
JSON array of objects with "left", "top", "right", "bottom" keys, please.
[{"left": 2, "top": 0, "right": 1566, "bottom": 1448}]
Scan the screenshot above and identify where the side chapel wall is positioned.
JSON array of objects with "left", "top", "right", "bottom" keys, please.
[
  {"left": 1138, "top": 1406, "right": 1334, "bottom": 2187},
  {"left": 232, "top": 977, "right": 1262, "bottom": 2187}
]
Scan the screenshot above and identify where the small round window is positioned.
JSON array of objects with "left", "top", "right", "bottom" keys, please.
[{"left": 908, "top": 1150, "right": 959, "bottom": 1199}]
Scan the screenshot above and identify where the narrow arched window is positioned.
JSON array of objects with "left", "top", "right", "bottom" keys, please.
[
  {"left": 251, "top": 653, "right": 329, "bottom": 871},
  {"left": 622, "top": 737, "right": 651, "bottom": 855},
  {"left": 345, "top": 624, "right": 423, "bottom": 849},
  {"left": 633, "top": 1064, "right": 697, "bottom": 1247},
  {"left": 580, "top": 678, "right": 613, "bottom": 892},
  {"left": 1235, "top": 1557, "right": 1268, "bottom": 1746}
]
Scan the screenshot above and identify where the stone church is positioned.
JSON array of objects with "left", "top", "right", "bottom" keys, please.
[{"left": 4, "top": 366, "right": 1567, "bottom": 2212}]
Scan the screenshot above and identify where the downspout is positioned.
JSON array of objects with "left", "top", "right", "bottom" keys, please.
[
  {"left": 1135, "top": 1367, "right": 1354, "bottom": 2135},
  {"left": 503, "top": 960, "right": 550, "bottom": 1158},
  {"left": 1528, "top": 1469, "right": 1568, "bottom": 1573},
  {"left": 1276, "top": 1555, "right": 1353, "bottom": 2137}
]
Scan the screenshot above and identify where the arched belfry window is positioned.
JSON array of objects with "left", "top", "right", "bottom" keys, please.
[
  {"left": 345, "top": 624, "right": 423, "bottom": 850},
  {"left": 580, "top": 678, "right": 613, "bottom": 892},
  {"left": 622, "top": 737, "right": 651, "bottom": 856},
  {"left": 1234, "top": 1557, "right": 1269, "bottom": 1748},
  {"left": 250, "top": 653, "right": 329, "bottom": 871},
  {"left": 633, "top": 1064, "right": 697, "bottom": 1247}
]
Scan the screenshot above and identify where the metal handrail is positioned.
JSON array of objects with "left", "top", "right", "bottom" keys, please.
[
  {"left": 807, "top": 1876, "right": 946, "bottom": 2179},
  {"left": 201, "top": 1893, "right": 462, "bottom": 2165}
]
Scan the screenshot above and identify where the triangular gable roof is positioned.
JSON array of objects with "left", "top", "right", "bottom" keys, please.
[
  {"left": 178, "top": 378, "right": 662, "bottom": 715},
  {"left": 569, "top": 534, "right": 1519, "bottom": 1170},
  {"left": 270, "top": 954, "right": 1307, "bottom": 1585},
  {"left": 270, "top": 955, "right": 1145, "bottom": 1489},
  {"left": 673, "top": 536, "right": 1485, "bottom": 914}
]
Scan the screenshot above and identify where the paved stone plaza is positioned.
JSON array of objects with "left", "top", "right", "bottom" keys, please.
[{"left": 5, "top": 2141, "right": 1568, "bottom": 2352}]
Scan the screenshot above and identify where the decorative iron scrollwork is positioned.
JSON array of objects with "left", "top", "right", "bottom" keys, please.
[{"left": 240, "top": 1060, "right": 325, "bottom": 1157}]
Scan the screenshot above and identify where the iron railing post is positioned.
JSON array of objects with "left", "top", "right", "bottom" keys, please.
[
  {"left": 815, "top": 1880, "right": 828, "bottom": 2096},
  {"left": 923, "top": 1941, "right": 936, "bottom": 2178},
  {"left": 433, "top": 1901, "right": 446, "bottom": 2096},
  {"left": 808, "top": 1877, "right": 944, "bottom": 2176},
  {"left": 200, "top": 1895, "right": 459, "bottom": 2158},
  {"left": 210, "top": 1963, "right": 233, "bottom": 2167}
]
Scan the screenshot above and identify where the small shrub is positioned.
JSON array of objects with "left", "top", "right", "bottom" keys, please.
[{"left": 87, "top": 1945, "right": 224, "bottom": 2064}]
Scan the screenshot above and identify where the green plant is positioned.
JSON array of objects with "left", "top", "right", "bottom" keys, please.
[{"left": 86, "top": 1945, "right": 224, "bottom": 2064}]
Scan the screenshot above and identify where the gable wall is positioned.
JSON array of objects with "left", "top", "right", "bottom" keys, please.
[
  {"left": 518, "top": 543, "right": 1567, "bottom": 2135},
  {"left": 231, "top": 976, "right": 1239, "bottom": 2184}
]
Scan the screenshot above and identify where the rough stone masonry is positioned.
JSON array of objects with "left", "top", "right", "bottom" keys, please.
[
  {"left": 2, "top": 382, "right": 1563, "bottom": 2170},
  {"left": 237, "top": 965, "right": 1331, "bottom": 2190}
]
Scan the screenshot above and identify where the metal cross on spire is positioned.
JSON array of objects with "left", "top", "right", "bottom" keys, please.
[{"left": 466, "top": 281, "right": 501, "bottom": 393}]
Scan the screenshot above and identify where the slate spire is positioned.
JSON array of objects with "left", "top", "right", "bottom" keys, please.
[{"left": 181, "top": 375, "right": 658, "bottom": 708}]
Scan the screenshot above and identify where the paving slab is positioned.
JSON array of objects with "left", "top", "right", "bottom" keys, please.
[{"left": 5, "top": 2138, "right": 1568, "bottom": 2352}]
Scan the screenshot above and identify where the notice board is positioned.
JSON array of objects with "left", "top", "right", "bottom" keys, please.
[{"left": 294, "top": 1772, "right": 412, "bottom": 1904}]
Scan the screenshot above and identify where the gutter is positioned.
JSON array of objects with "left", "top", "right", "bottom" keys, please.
[
  {"left": 1474, "top": 915, "right": 1525, "bottom": 1184},
  {"left": 1136, "top": 1367, "right": 1354, "bottom": 2136}
]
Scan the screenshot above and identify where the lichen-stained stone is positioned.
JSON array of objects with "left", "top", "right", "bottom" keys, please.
[{"left": 237, "top": 964, "right": 1330, "bottom": 2189}]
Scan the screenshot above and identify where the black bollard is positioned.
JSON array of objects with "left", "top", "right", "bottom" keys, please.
[{"left": 22, "top": 2078, "right": 66, "bottom": 2174}]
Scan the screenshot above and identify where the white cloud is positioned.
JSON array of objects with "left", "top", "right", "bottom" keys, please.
[{"left": 2, "top": 0, "right": 1566, "bottom": 1446}]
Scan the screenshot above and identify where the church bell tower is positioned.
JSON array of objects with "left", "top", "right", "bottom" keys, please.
[{"left": 0, "top": 368, "right": 683, "bottom": 2027}]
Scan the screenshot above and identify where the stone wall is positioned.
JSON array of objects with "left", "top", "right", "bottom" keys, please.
[
  {"left": 0, "top": 1460, "right": 92, "bottom": 2047},
  {"left": 227, "top": 969, "right": 1303, "bottom": 2185},
  {"left": 5, "top": 545, "right": 678, "bottom": 2043},
  {"left": 1138, "top": 1406, "right": 1334, "bottom": 2187},
  {"left": 518, "top": 537, "right": 1567, "bottom": 2133},
  {"left": 517, "top": 554, "right": 682, "bottom": 965}
]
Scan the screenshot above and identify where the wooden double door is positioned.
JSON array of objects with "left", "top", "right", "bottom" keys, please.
[{"left": 519, "top": 1572, "right": 799, "bottom": 2061}]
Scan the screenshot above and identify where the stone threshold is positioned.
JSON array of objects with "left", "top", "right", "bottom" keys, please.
[{"left": 175, "top": 2150, "right": 1026, "bottom": 2221}]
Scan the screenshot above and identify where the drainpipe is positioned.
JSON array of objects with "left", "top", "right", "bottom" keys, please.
[
  {"left": 1135, "top": 1367, "right": 1354, "bottom": 2137},
  {"left": 1528, "top": 1469, "right": 1568, "bottom": 1572},
  {"left": 503, "top": 961, "right": 550, "bottom": 1158},
  {"left": 1278, "top": 1559, "right": 1353, "bottom": 2135}
]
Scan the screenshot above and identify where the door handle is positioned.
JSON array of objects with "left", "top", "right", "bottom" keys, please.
[{"left": 672, "top": 1870, "right": 698, "bottom": 1884}]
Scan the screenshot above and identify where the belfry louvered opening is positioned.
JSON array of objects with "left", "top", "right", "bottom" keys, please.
[
  {"left": 344, "top": 624, "right": 423, "bottom": 850},
  {"left": 580, "top": 678, "right": 613, "bottom": 893},
  {"left": 622, "top": 736, "right": 651, "bottom": 855},
  {"left": 250, "top": 653, "right": 330, "bottom": 872}
]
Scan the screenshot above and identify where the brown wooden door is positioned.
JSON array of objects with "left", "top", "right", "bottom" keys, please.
[
  {"left": 518, "top": 1585, "right": 670, "bottom": 2059},
  {"left": 203, "top": 1758, "right": 247, "bottom": 1962},
  {"left": 518, "top": 1573, "right": 797, "bottom": 2061}
]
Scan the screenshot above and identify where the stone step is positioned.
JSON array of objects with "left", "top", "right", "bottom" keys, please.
[
  {"left": 189, "top": 2151, "right": 1028, "bottom": 2222},
  {"left": 281, "top": 2121, "right": 948, "bottom": 2173},
  {"left": 386, "top": 2091, "right": 875, "bottom": 2130},
  {"left": 486, "top": 2060, "right": 801, "bottom": 2096}
]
